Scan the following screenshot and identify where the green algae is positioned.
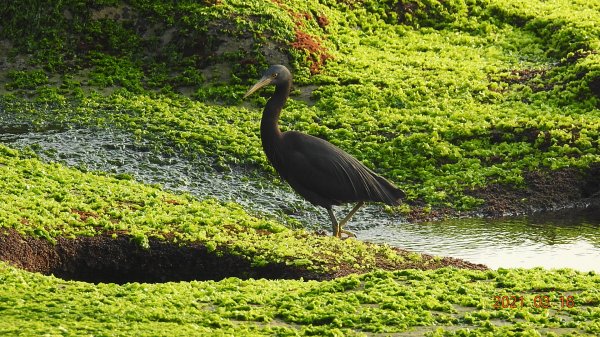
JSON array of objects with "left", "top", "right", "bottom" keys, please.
[
  {"left": 2, "top": 0, "right": 599, "bottom": 210},
  {"left": 1, "top": 1, "right": 599, "bottom": 334},
  {"left": 0, "top": 144, "right": 403, "bottom": 274},
  {"left": 1, "top": 262, "right": 599, "bottom": 336},
  {"left": 5, "top": 70, "right": 49, "bottom": 91}
]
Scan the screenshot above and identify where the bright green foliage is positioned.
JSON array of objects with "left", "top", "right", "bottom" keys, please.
[
  {"left": 88, "top": 52, "right": 145, "bottom": 93},
  {"left": 5, "top": 70, "right": 49, "bottom": 90},
  {"left": 1, "top": 262, "right": 599, "bottom": 336},
  {"left": 0, "top": 0, "right": 318, "bottom": 81},
  {"left": 0, "top": 1, "right": 599, "bottom": 335},
  {"left": 0, "top": 145, "right": 403, "bottom": 273},
  {"left": 486, "top": 0, "right": 600, "bottom": 57},
  {"left": 2, "top": 0, "right": 599, "bottom": 210}
]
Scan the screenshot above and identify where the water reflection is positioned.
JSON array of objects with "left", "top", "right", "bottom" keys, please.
[
  {"left": 357, "top": 213, "right": 600, "bottom": 272},
  {"left": 1, "top": 126, "right": 599, "bottom": 272}
]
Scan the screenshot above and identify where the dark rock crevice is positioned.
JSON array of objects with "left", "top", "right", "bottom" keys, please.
[
  {"left": 0, "top": 228, "right": 489, "bottom": 284},
  {"left": 0, "top": 229, "right": 318, "bottom": 284}
]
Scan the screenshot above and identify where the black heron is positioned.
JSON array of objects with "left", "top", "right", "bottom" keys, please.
[{"left": 244, "top": 65, "right": 405, "bottom": 238}]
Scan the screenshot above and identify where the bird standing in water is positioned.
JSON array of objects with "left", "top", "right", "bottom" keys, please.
[{"left": 244, "top": 65, "right": 405, "bottom": 238}]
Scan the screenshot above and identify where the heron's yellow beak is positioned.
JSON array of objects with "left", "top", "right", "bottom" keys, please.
[{"left": 243, "top": 76, "right": 272, "bottom": 99}]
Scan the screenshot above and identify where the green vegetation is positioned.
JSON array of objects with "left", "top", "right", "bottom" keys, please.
[
  {"left": 0, "top": 0, "right": 599, "bottom": 335},
  {"left": 1, "top": 262, "right": 599, "bottom": 336},
  {"left": 5, "top": 70, "right": 49, "bottom": 90},
  {"left": 1, "top": 0, "right": 598, "bottom": 209},
  {"left": 0, "top": 144, "right": 405, "bottom": 273}
]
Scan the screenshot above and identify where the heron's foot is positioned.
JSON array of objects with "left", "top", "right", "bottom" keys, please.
[
  {"left": 328, "top": 205, "right": 358, "bottom": 239},
  {"left": 336, "top": 220, "right": 356, "bottom": 239},
  {"left": 333, "top": 224, "right": 356, "bottom": 238},
  {"left": 339, "top": 229, "right": 356, "bottom": 239}
]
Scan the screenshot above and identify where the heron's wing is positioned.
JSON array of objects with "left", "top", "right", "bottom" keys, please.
[{"left": 279, "top": 132, "right": 404, "bottom": 207}]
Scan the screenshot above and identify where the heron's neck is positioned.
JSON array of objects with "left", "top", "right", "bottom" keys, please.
[{"left": 260, "top": 82, "right": 290, "bottom": 155}]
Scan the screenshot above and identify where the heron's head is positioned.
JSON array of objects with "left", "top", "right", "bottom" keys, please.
[{"left": 243, "top": 65, "right": 291, "bottom": 98}]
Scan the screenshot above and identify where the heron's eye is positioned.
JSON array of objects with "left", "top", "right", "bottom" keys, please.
[{"left": 271, "top": 73, "right": 278, "bottom": 78}]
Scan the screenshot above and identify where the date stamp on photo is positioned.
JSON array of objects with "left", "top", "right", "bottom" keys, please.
[{"left": 493, "top": 294, "right": 575, "bottom": 309}]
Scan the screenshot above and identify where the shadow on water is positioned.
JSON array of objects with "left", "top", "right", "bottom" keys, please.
[{"left": 1, "top": 125, "right": 599, "bottom": 272}]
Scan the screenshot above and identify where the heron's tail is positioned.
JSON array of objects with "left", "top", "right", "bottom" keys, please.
[{"left": 372, "top": 174, "right": 405, "bottom": 206}]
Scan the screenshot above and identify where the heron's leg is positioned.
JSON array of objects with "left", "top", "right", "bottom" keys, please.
[
  {"left": 327, "top": 207, "right": 341, "bottom": 237},
  {"left": 337, "top": 202, "right": 364, "bottom": 238},
  {"left": 338, "top": 201, "right": 364, "bottom": 227}
]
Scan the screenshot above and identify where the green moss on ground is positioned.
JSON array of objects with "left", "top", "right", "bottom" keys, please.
[
  {"left": 0, "top": 1, "right": 599, "bottom": 336},
  {"left": 1, "top": 0, "right": 598, "bottom": 210},
  {"left": 0, "top": 144, "right": 409, "bottom": 275},
  {"left": 1, "top": 262, "right": 599, "bottom": 336}
]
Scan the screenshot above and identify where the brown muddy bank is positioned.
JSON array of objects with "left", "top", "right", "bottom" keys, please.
[
  {"left": 0, "top": 228, "right": 487, "bottom": 284},
  {"left": 405, "top": 163, "right": 600, "bottom": 223}
]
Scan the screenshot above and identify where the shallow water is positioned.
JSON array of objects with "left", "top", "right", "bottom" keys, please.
[
  {"left": 1, "top": 126, "right": 599, "bottom": 272},
  {"left": 358, "top": 209, "right": 600, "bottom": 271}
]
